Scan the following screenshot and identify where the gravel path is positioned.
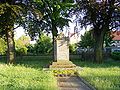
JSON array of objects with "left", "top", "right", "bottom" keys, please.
[{"left": 57, "top": 76, "right": 94, "bottom": 90}]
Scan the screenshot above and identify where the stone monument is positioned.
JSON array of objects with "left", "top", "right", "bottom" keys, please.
[{"left": 50, "top": 33, "right": 76, "bottom": 68}]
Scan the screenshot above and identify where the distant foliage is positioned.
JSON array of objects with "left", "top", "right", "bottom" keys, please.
[
  {"left": 78, "top": 30, "right": 94, "bottom": 48},
  {"left": 104, "top": 32, "right": 114, "bottom": 47},
  {"left": 78, "top": 30, "right": 113, "bottom": 48},
  {"left": 33, "top": 33, "right": 53, "bottom": 55},
  {"left": 69, "top": 44, "right": 77, "bottom": 54},
  {"left": 111, "top": 52, "right": 120, "bottom": 60},
  {"left": 15, "top": 35, "right": 30, "bottom": 55},
  {"left": 27, "top": 44, "right": 35, "bottom": 55}
]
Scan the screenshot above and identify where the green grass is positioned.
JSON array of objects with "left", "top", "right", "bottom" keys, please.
[
  {"left": 72, "top": 59, "right": 120, "bottom": 90},
  {"left": 0, "top": 56, "right": 58, "bottom": 90},
  {"left": 0, "top": 56, "right": 120, "bottom": 90}
]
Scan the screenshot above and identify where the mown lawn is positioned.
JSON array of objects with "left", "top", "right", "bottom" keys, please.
[
  {"left": 0, "top": 56, "right": 58, "bottom": 90},
  {"left": 0, "top": 56, "right": 120, "bottom": 90},
  {"left": 72, "top": 59, "right": 120, "bottom": 90}
]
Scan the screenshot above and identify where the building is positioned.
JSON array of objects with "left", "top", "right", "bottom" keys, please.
[
  {"left": 110, "top": 31, "right": 120, "bottom": 52},
  {"left": 111, "top": 31, "right": 120, "bottom": 47}
]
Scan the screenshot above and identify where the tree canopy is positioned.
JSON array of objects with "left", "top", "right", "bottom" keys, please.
[
  {"left": 0, "top": 0, "right": 42, "bottom": 63},
  {"left": 75, "top": 0, "right": 120, "bottom": 63}
]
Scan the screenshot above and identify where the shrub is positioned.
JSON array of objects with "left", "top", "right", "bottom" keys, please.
[
  {"left": 69, "top": 44, "right": 77, "bottom": 54},
  {"left": 111, "top": 52, "right": 120, "bottom": 60}
]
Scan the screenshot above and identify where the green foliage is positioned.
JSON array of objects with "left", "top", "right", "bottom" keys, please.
[
  {"left": 0, "top": 2, "right": 25, "bottom": 35},
  {"left": 0, "top": 38, "right": 7, "bottom": 55},
  {"left": 111, "top": 52, "right": 120, "bottom": 60},
  {"left": 53, "top": 69, "right": 77, "bottom": 76},
  {"left": 69, "top": 44, "right": 77, "bottom": 54},
  {"left": 75, "top": 0, "right": 119, "bottom": 63},
  {"left": 104, "top": 32, "right": 114, "bottom": 47},
  {"left": 0, "top": 1, "right": 31, "bottom": 63},
  {"left": 34, "top": 33, "right": 52, "bottom": 55},
  {"left": 31, "top": 0, "right": 74, "bottom": 37},
  {"left": 27, "top": 44, "right": 35, "bottom": 55},
  {"left": 15, "top": 35, "right": 30, "bottom": 55},
  {"left": 79, "top": 30, "right": 114, "bottom": 48},
  {"left": 78, "top": 30, "right": 94, "bottom": 48}
]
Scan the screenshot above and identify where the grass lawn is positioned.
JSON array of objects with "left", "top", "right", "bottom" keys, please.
[
  {"left": 0, "top": 56, "right": 120, "bottom": 90},
  {"left": 0, "top": 56, "right": 58, "bottom": 90},
  {"left": 72, "top": 59, "right": 120, "bottom": 90}
]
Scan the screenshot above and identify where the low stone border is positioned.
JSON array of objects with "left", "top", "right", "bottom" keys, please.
[{"left": 76, "top": 76, "right": 96, "bottom": 90}]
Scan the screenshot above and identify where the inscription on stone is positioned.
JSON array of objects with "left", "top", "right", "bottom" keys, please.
[{"left": 54, "top": 34, "right": 69, "bottom": 61}]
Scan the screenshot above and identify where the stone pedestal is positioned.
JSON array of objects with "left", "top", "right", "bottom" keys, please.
[{"left": 50, "top": 33, "right": 76, "bottom": 68}]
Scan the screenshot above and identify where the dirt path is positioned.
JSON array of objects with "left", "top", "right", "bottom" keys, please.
[{"left": 57, "top": 76, "right": 94, "bottom": 90}]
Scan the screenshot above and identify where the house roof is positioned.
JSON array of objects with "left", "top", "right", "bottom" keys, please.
[{"left": 111, "top": 31, "right": 120, "bottom": 41}]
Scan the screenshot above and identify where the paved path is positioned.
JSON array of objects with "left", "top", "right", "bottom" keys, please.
[{"left": 57, "top": 76, "right": 94, "bottom": 90}]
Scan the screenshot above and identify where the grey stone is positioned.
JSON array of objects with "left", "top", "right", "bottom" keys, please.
[
  {"left": 50, "top": 33, "right": 76, "bottom": 69},
  {"left": 54, "top": 33, "right": 69, "bottom": 61}
]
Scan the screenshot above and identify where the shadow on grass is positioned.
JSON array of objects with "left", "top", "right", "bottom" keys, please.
[
  {"left": 0, "top": 55, "right": 120, "bottom": 69},
  {"left": 0, "top": 56, "right": 53, "bottom": 69},
  {"left": 70, "top": 57, "right": 120, "bottom": 68}
]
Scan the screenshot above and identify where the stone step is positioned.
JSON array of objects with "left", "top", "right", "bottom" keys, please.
[
  {"left": 50, "top": 65, "right": 76, "bottom": 68},
  {"left": 52, "top": 62, "right": 74, "bottom": 65}
]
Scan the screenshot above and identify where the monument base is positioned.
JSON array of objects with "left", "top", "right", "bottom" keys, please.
[
  {"left": 49, "top": 61, "right": 76, "bottom": 68},
  {"left": 49, "top": 61, "right": 78, "bottom": 76}
]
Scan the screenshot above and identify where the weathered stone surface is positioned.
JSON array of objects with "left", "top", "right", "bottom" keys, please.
[
  {"left": 54, "top": 36, "right": 69, "bottom": 61},
  {"left": 50, "top": 61, "right": 76, "bottom": 68},
  {"left": 57, "top": 76, "right": 94, "bottom": 90},
  {"left": 50, "top": 33, "right": 76, "bottom": 68}
]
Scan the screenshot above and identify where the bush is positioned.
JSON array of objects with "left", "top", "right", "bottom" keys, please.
[
  {"left": 69, "top": 44, "right": 77, "bottom": 54},
  {"left": 111, "top": 52, "right": 120, "bottom": 60},
  {"left": 16, "top": 47, "right": 28, "bottom": 56}
]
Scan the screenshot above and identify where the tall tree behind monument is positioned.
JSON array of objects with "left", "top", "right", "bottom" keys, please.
[{"left": 75, "top": 0, "right": 120, "bottom": 63}]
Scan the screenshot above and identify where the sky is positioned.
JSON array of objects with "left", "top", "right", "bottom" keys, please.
[
  {"left": 14, "top": 26, "right": 36, "bottom": 44},
  {"left": 14, "top": 27, "right": 25, "bottom": 40}
]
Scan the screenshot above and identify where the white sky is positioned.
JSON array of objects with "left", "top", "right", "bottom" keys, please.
[{"left": 14, "top": 27, "right": 25, "bottom": 40}]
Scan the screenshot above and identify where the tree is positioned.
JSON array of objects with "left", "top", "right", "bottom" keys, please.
[
  {"left": 0, "top": 1, "right": 25, "bottom": 64},
  {"left": 15, "top": 35, "right": 30, "bottom": 55},
  {"left": 78, "top": 30, "right": 94, "bottom": 48},
  {"left": 34, "top": 33, "right": 52, "bottom": 55},
  {"left": 33, "top": 0, "right": 74, "bottom": 60},
  {"left": 79, "top": 30, "right": 113, "bottom": 48},
  {"left": 0, "top": 38, "right": 7, "bottom": 55},
  {"left": 0, "top": 0, "right": 42, "bottom": 64},
  {"left": 75, "top": 0, "right": 120, "bottom": 63},
  {"left": 27, "top": 44, "right": 35, "bottom": 55},
  {"left": 104, "top": 31, "right": 114, "bottom": 47},
  {"left": 69, "top": 44, "right": 77, "bottom": 54}
]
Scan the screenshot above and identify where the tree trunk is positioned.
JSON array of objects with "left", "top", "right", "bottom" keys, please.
[
  {"left": 93, "top": 30, "right": 105, "bottom": 63},
  {"left": 52, "top": 36, "right": 55, "bottom": 61},
  {"left": 6, "top": 28, "right": 16, "bottom": 64},
  {"left": 52, "top": 19, "right": 58, "bottom": 61}
]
